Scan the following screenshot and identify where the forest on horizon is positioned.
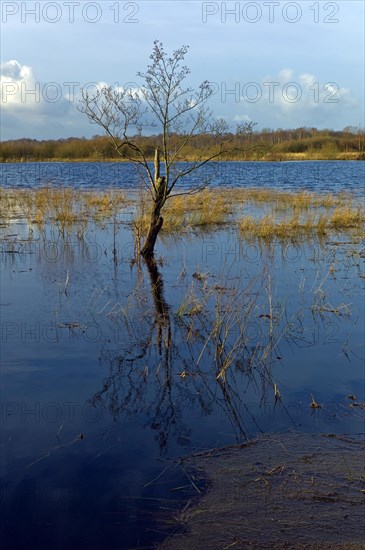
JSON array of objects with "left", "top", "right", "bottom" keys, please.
[{"left": 1, "top": 126, "right": 364, "bottom": 162}]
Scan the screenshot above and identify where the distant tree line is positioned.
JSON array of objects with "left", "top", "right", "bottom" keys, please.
[{"left": 1, "top": 127, "right": 364, "bottom": 162}]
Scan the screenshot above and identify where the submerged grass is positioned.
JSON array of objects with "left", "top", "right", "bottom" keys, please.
[
  {"left": 134, "top": 187, "right": 362, "bottom": 237},
  {"left": 238, "top": 206, "right": 364, "bottom": 239},
  {"left": 1, "top": 186, "right": 363, "bottom": 240},
  {"left": 134, "top": 189, "right": 231, "bottom": 234},
  {"left": 0, "top": 187, "right": 127, "bottom": 235}
]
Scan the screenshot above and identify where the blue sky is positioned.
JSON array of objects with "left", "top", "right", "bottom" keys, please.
[{"left": 1, "top": 0, "right": 364, "bottom": 139}]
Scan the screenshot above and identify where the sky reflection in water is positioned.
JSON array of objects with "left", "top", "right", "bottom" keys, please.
[{"left": 1, "top": 162, "right": 364, "bottom": 549}]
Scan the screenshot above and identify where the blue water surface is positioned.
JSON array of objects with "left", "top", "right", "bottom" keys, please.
[
  {"left": 1, "top": 160, "right": 364, "bottom": 195},
  {"left": 1, "top": 161, "right": 364, "bottom": 549}
]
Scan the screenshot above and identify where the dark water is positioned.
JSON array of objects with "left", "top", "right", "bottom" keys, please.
[
  {"left": 1, "top": 160, "right": 364, "bottom": 195},
  {"left": 1, "top": 162, "right": 364, "bottom": 549}
]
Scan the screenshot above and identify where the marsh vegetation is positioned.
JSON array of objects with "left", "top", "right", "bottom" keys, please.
[
  {"left": 1, "top": 126, "right": 365, "bottom": 162},
  {"left": 1, "top": 186, "right": 363, "bottom": 238},
  {"left": 1, "top": 181, "right": 364, "bottom": 549}
]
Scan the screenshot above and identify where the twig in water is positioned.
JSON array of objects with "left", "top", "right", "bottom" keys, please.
[{"left": 64, "top": 270, "right": 69, "bottom": 294}]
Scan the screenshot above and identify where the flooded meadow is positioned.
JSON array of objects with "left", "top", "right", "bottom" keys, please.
[{"left": 1, "top": 161, "right": 364, "bottom": 549}]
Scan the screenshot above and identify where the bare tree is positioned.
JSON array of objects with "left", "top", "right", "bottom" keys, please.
[{"left": 79, "top": 40, "right": 254, "bottom": 259}]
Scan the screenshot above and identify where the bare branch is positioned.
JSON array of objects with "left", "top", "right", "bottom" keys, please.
[{"left": 78, "top": 40, "right": 256, "bottom": 257}]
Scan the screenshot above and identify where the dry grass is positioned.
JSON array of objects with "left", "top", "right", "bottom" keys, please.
[
  {"left": 239, "top": 205, "right": 364, "bottom": 239},
  {"left": 218, "top": 188, "right": 344, "bottom": 210},
  {"left": 134, "top": 187, "right": 356, "bottom": 236},
  {"left": 166, "top": 190, "right": 230, "bottom": 229},
  {"left": 1, "top": 186, "right": 363, "bottom": 240},
  {"left": 0, "top": 187, "right": 127, "bottom": 235},
  {"left": 331, "top": 206, "right": 363, "bottom": 228},
  {"left": 134, "top": 189, "right": 231, "bottom": 234}
]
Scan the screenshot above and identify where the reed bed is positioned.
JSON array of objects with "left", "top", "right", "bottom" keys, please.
[
  {"left": 1, "top": 186, "right": 363, "bottom": 239},
  {"left": 238, "top": 207, "right": 364, "bottom": 239},
  {"left": 0, "top": 187, "right": 127, "bottom": 235},
  {"left": 135, "top": 187, "right": 363, "bottom": 237}
]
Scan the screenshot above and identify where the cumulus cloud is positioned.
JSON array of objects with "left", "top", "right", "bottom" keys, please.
[
  {"left": 230, "top": 68, "right": 360, "bottom": 129},
  {"left": 233, "top": 114, "right": 252, "bottom": 123},
  {"left": 1, "top": 60, "right": 27, "bottom": 80},
  {"left": 1, "top": 61, "right": 362, "bottom": 139},
  {"left": 299, "top": 73, "right": 316, "bottom": 89},
  {"left": 1, "top": 60, "right": 39, "bottom": 110},
  {"left": 277, "top": 68, "right": 293, "bottom": 82},
  {"left": 0, "top": 63, "right": 149, "bottom": 139},
  {"left": 0, "top": 59, "right": 93, "bottom": 138},
  {"left": 1, "top": 59, "right": 73, "bottom": 114}
]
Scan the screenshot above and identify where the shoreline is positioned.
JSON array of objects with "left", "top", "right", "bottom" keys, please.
[
  {"left": 1, "top": 154, "right": 364, "bottom": 164},
  {"left": 159, "top": 432, "right": 365, "bottom": 550}
]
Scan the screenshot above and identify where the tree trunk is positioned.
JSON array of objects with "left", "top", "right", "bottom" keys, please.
[
  {"left": 140, "top": 147, "right": 166, "bottom": 259},
  {"left": 140, "top": 204, "right": 164, "bottom": 259}
]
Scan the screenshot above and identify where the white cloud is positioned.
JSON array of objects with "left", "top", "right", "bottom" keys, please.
[
  {"left": 229, "top": 68, "right": 361, "bottom": 129},
  {"left": 299, "top": 73, "right": 316, "bottom": 88},
  {"left": 0, "top": 59, "right": 91, "bottom": 138},
  {"left": 1, "top": 59, "right": 362, "bottom": 139},
  {"left": 1, "top": 60, "right": 27, "bottom": 79},
  {"left": 233, "top": 114, "right": 252, "bottom": 123},
  {"left": 278, "top": 68, "right": 293, "bottom": 82},
  {"left": 0, "top": 62, "right": 149, "bottom": 139},
  {"left": 1, "top": 60, "right": 39, "bottom": 109},
  {"left": 1, "top": 59, "right": 67, "bottom": 114}
]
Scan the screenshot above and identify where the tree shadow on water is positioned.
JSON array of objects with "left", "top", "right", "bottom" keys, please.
[
  {"left": 90, "top": 256, "right": 195, "bottom": 453},
  {"left": 89, "top": 257, "right": 297, "bottom": 454}
]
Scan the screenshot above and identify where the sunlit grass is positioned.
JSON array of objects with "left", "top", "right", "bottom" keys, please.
[
  {"left": 238, "top": 205, "right": 364, "bottom": 239},
  {"left": 331, "top": 206, "right": 363, "bottom": 228},
  {"left": 0, "top": 187, "right": 127, "bottom": 236},
  {"left": 134, "top": 187, "right": 362, "bottom": 237},
  {"left": 134, "top": 188, "right": 344, "bottom": 234},
  {"left": 1, "top": 186, "right": 363, "bottom": 240}
]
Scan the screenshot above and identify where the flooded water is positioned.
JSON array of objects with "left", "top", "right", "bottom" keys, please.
[
  {"left": 1, "top": 161, "right": 364, "bottom": 549},
  {"left": 1, "top": 160, "right": 364, "bottom": 195}
]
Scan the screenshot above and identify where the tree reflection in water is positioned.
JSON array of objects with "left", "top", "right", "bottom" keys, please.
[{"left": 90, "top": 256, "right": 297, "bottom": 454}]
